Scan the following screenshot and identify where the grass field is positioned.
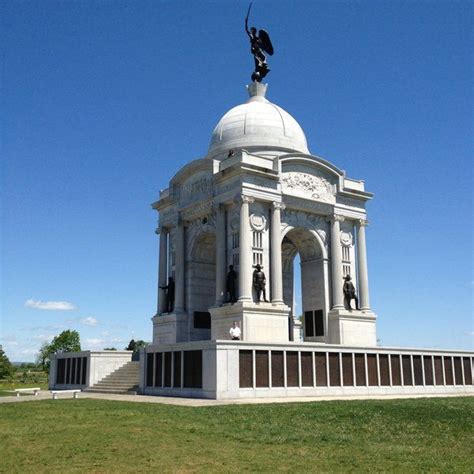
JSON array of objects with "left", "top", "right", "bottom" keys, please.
[{"left": 0, "top": 397, "right": 472, "bottom": 473}]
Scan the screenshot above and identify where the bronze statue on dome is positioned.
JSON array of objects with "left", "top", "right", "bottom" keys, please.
[{"left": 245, "top": 3, "right": 274, "bottom": 83}]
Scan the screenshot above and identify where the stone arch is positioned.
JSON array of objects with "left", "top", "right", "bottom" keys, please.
[
  {"left": 186, "top": 229, "right": 216, "bottom": 341},
  {"left": 281, "top": 226, "right": 329, "bottom": 342}
]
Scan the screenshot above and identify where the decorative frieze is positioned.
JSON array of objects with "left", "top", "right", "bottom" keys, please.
[{"left": 281, "top": 172, "right": 335, "bottom": 203}]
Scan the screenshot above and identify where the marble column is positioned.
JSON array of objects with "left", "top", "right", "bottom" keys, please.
[
  {"left": 271, "top": 201, "right": 285, "bottom": 304},
  {"left": 174, "top": 218, "right": 185, "bottom": 312},
  {"left": 330, "top": 215, "right": 345, "bottom": 309},
  {"left": 238, "top": 195, "right": 254, "bottom": 302},
  {"left": 215, "top": 204, "right": 226, "bottom": 306},
  {"left": 158, "top": 226, "right": 168, "bottom": 314},
  {"left": 357, "top": 219, "right": 371, "bottom": 311}
]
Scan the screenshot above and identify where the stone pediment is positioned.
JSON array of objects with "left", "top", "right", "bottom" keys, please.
[
  {"left": 280, "top": 156, "right": 338, "bottom": 204},
  {"left": 178, "top": 170, "right": 213, "bottom": 206},
  {"left": 281, "top": 171, "right": 335, "bottom": 204}
]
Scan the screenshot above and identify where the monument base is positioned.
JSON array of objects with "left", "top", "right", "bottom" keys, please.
[
  {"left": 210, "top": 301, "right": 291, "bottom": 342},
  {"left": 327, "top": 309, "right": 377, "bottom": 346}
]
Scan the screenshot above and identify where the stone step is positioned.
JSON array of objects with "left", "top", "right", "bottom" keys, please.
[
  {"left": 87, "top": 361, "right": 140, "bottom": 394},
  {"left": 84, "top": 387, "right": 138, "bottom": 395}
]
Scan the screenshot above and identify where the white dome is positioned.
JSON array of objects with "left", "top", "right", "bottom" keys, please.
[{"left": 208, "top": 83, "right": 309, "bottom": 158}]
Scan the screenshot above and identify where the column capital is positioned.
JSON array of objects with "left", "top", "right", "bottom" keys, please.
[
  {"left": 327, "top": 214, "right": 345, "bottom": 224},
  {"left": 272, "top": 201, "right": 286, "bottom": 211},
  {"left": 235, "top": 194, "right": 255, "bottom": 205},
  {"left": 357, "top": 219, "right": 369, "bottom": 227},
  {"left": 155, "top": 223, "right": 169, "bottom": 235}
]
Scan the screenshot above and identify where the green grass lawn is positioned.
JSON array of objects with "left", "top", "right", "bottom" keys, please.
[{"left": 0, "top": 397, "right": 472, "bottom": 473}]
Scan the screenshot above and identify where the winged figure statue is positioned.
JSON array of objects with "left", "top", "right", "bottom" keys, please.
[{"left": 245, "top": 3, "right": 274, "bottom": 82}]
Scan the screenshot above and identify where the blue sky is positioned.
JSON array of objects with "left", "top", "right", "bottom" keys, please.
[{"left": 1, "top": 1, "right": 472, "bottom": 361}]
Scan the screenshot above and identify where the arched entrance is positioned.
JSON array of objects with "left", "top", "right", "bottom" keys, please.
[
  {"left": 281, "top": 227, "right": 329, "bottom": 342},
  {"left": 187, "top": 231, "right": 216, "bottom": 341}
]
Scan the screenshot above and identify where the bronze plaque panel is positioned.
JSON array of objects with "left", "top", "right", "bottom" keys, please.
[
  {"left": 56, "top": 358, "right": 65, "bottom": 385},
  {"left": 155, "top": 353, "right": 163, "bottom": 387},
  {"left": 71, "top": 358, "right": 76, "bottom": 385},
  {"left": 183, "top": 350, "right": 202, "bottom": 388},
  {"left": 402, "top": 355, "right": 412, "bottom": 385},
  {"left": 256, "top": 351, "right": 269, "bottom": 388},
  {"left": 315, "top": 353, "right": 327, "bottom": 386},
  {"left": 239, "top": 350, "right": 253, "bottom": 388},
  {"left": 301, "top": 352, "right": 313, "bottom": 387},
  {"left": 81, "top": 357, "right": 87, "bottom": 385},
  {"left": 174, "top": 352, "right": 182, "bottom": 388},
  {"left": 434, "top": 356, "right": 443, "bottom": 385},
  {"left": 146, "top": 353, "right": 154, "bottom": 387},
  {"left": 286, "top": 351, "right": 299, "bottom": 387},
  {"left": 444, "top": 357, "right": 454, "bottom": 385},
  {"left": 164, "top": 352, "right": 172, "bottom": 387},
  {"left": 355, "top": 354, "right": 366, "bottom": 386},
  {"left": 342, "top": 354, "right": 353, "bottom": 386},
  {"left": 423, "top": 356, "right": 434, "bottom": 385},
  {"left": 413, "top": 356, "right": 423, "bottom": 386},
  {"left": 271, "top": 351, "right": 284, "bottom": 387},
  {"left": 379, "top": 355, "right": 390, "bottom": 386},
  {"left": 367, "top": 354, "right": 378, "bottom": 386},
  {"left": 75, "top": 358, "right": 81, "bottom": 385},
  {"left": 329, "top": 353, "right": 340, "bottom": 387},
  {"left": 463, "top": 358, "right": 472, "bottom": 385},
  {"left": 453, "top": 357, "right": 463, "bottom": 385},
  {"left": 305, "top": 311, "right": 314, "bottom": 337},
  {"left": 390, "top": 355, "right": 401, "bottom": 386}
]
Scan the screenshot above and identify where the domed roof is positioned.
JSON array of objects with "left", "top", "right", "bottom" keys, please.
[{"left": 208, "top": 83, "right": 309, "bottom": 158}]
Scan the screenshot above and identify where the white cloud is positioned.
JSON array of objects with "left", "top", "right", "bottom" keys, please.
[
  {"left": 464, "top": 331, "right": 474, "bottom": 337},
  {"left": 80, "top": 316, "right": 98, "bottom": 327},
  {"left": 84, "top": 338, "right": 103, "bottom": 346},
  {"left": 31, "top": 334, "right": 55, "bottom": 341},
  {"left": 25, "top": 299, "right": 76, "bottom": 311}
]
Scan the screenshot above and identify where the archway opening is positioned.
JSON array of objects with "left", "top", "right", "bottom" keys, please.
[
  {"left": 187, "top": 232, "right": 216, "bottom": 341},
  {"left": 281, "top": 228, "right": 328, "bottom": 342}
]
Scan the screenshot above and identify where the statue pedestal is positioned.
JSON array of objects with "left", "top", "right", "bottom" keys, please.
[
  {"left": 327, "top": 309, "right": 377, "bottom": 347},
  {"left": 210, "top": 301, "right": 291, "bottom": 342},
  {"left": 151, "top": 312, "right": 188, "bottom": 345}
]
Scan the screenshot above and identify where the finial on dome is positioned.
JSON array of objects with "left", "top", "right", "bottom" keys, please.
[{"left": 247, "top": 82, "right": 268, "bottom": 101}]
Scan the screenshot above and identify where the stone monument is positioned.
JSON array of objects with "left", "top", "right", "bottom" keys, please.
[{"left": 151, "top": 80, "right": 377, "bottom": 347}]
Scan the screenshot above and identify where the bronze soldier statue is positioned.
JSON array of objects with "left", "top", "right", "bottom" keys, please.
[
  {"left": 343, "top": 275, "right": 360, "bottom": 311},
  {"left": 160, "top": 276, "right": 175, "bottom": 313},
  {"left": 245, "top": 3, "right": 274, "bottom": 82},
  {"left": 253, "top": 264, "right": 268, "bottom": 302},
  {"left": 226, "top": 265, "right": 238, "bottom": 303}
]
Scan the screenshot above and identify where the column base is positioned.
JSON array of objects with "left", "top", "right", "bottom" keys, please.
[
  {"left": 210, "top": 301, "right": 291, "bottom": 342},
  {"left": 327, "top": 309, "right": 377, "bottom": 347}
]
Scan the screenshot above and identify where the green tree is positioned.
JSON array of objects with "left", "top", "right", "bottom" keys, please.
[
  {"left": 0, "top": 348, "right": 14, "bottom": 379},
  {"left": 49, "top": 330, "right": 81, "bottom": 354},
  {"left": 103, "top": 347, "right": 117, "bottom": 351},
  {"left": 35, "top": 330, "right": 81, "bottom": 372},
  {"left": 36, "top": 341, "right": 51, "bottom": 371}
]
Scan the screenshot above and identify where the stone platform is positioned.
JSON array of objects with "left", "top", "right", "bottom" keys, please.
[{"left": 139, "top": 340, "right": 474, "bottom": 400}]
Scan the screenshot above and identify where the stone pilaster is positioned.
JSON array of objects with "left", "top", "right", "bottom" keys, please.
[
  {"left": 271, "top": 201, "right": 285, "bottom": 304},
  {"left": 215, "top": 204, "right": 226, "bottom": 306},
  {"left": 330, "top": 215, "right": 345, "bottom": 309},
  {"left": 238, "top": 195, "right": 254, "bottom": 302},
  {"left": 174, "top": 217, "right": 185, "bottom": 312},
  {"left": 158, "top": 226, "right": 168, "bottom": 314},
  {"left": 357, "top": 219, "right": 371, "bottom": 311}
]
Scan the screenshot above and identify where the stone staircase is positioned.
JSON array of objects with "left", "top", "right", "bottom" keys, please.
[{"left": 85, "top": 361, "right": 140, "bottom": 394}]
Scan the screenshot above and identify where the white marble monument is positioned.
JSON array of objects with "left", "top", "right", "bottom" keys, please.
[{"left": 152, "top": 81, "right": 377, "bottom": 347}]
